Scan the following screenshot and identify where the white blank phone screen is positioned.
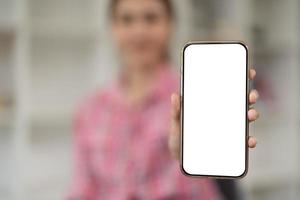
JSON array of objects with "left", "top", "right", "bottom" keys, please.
[{"left": 182, "top": 43, "right": 248, "bottom": 177}]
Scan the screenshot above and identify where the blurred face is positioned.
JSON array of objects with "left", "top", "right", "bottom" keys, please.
[{"left": 112, "top": 0, "right": 172, "bottom": 70}]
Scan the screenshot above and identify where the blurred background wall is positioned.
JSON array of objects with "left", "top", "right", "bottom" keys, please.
[{"left": 0, "top": 0, "right": 299, "bottom": 199}]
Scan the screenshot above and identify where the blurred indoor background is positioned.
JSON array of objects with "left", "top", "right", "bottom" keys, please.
[{"left": 0, "top": 0, "right": 299, "bottom": 199}]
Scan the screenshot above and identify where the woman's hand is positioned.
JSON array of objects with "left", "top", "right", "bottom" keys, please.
[{"left": 169, "top": 68, "right": 259, "bottom": 159}]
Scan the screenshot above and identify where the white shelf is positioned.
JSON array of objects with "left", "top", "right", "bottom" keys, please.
[
  {"left": 0, "top": 107, "right": 14, "bottom": 130},
  {"left": 30, "top": 19, "right": 103, "bottom": 40},
  {"left": 0, "top": 0, "right": 18, "bottom": 32},
  {"left": 244, "top": 168, "right": 299, "bottom": 189},
  {"left": 0, "top": 131, "right": 14, "bottom": 200},
  {"left": 29, "top": 109, "right": 71, "bottom": 129},
  {"left": 0, "top": 23, "right": 18, "bottom": 35},
  {"left": 28, "top": 0, "right": 105, "bottom": 40}
]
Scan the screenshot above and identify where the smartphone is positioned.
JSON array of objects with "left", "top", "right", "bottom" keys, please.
[{"left": 180, "top": 41, "right": 249, "bottom": 178}]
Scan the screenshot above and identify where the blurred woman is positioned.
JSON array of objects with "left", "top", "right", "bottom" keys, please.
[{"left": 67, "top": 0, "right": 259, "bottom": 199}]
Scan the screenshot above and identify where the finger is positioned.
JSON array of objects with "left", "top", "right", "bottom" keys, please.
[
  {"left": 248, "top": 109, "right": 259, "bottom": 122},
  {"left": 249, "top": 89, "right": 259, "bottom": 104},
  {"left": 169, "top": 93, "right": 181, "bottom": 159},
  {"left": 171, "top": 93, "right": 180, "bottom": 119},
  {"left": 168, "top": 125, "right": 180, "bottom": 159},
  {"left": 248, "top": 136, "right": 257, "bottom": 148},
  {"left": 169, "top": 117, "right": 181, "bottom": 159},
  {"left": 170, "top": 93, "right": 181, "bottom": 136},
  {"left": 249, "top": 68, "right": 256, "bottom": 80}
]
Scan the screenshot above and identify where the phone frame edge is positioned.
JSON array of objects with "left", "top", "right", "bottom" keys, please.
[{"left": 179, "top": 40, "right": 250, "bottom": 179}]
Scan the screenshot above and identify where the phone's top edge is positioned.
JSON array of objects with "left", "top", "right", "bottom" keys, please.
[
  {"left": 183, "top": 40, "right": 247, "bottom": 45},
  {"left": 182, "top": 40, "right": 249, "bottom": 53}
]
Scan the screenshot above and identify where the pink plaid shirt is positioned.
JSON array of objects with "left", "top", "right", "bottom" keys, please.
[{"left": 67, "top": 66, "right": 221, "bottom": 200}]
